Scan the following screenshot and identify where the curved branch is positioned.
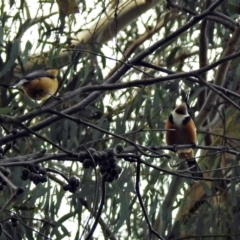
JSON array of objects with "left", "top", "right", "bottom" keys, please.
[
  {"left": 135, "top": 157, "right": 165, "bottom": 239},
  {"left": 85, "top": 177, "right": 106, "bottom": 240}
]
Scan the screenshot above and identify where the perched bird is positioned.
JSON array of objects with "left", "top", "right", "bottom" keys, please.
[
  {"left": 11, "top": 68, "right": 59, "bottom": 101},
  {"left": 165, "top": 102, "right": 203, "bottom": 179}
]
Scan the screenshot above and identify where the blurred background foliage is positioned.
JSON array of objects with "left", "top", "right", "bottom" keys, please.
[{"left": 0, "top": 0, "right": 240, "bottom": 239}]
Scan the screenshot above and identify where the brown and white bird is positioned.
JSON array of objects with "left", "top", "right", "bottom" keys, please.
[
  {"left": 11, "top": 68, "right": 59, "bottom": 101},
  {"left": 165, "top": 102, "right": 203, "bottom": 179}
]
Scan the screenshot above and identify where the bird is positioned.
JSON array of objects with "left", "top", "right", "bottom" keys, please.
[
  {"left": 165, "top": 102, "right": 203, "bottom": 179},
  {"left": 10, "top": 68, "right": 59, "bottom": 101}
]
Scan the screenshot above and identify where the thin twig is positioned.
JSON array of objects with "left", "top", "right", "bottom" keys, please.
[
  {"left": 79, "top": 148, "right": 100, "bottom": 240},
  {"left": 48, "top": 109, "right": 169, "bottom": 158},
  {"left": 135, "top": 156, "right": 165, "bottom": 240},
  {"left": 84, "top": 177, "right": 106, "bottom": 240},
  {"left": 79, "top": 199, "right": 117, "bottom": 240}
]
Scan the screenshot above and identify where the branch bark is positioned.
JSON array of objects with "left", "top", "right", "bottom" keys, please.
[{"left": 21, "top": 0, "right": 160, "bottom": 72}]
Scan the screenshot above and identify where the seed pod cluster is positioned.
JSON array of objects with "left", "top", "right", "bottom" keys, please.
[
  {"left": 98, "top": 148, "right": 122, "bottom": 183},
  {"left": 21, "top": 165, "right": 47, "bottom": 185},
  {"left": 62, "top": 175, "right": 80, "bottom": 193},
  {"left": 79, "top": 146, "right": 123, "bottom": 183},
  {"left": 79, "top": 148, "right": 98, "bottom": 169}
]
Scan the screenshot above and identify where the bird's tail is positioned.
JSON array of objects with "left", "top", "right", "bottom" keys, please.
[{"left": 179, "top": 151, "right": 203, "bottom": 179}]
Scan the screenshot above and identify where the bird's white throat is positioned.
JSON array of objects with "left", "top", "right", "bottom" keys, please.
[{"left": 172, "top": 111, "right": 189, "bottom": 126}]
